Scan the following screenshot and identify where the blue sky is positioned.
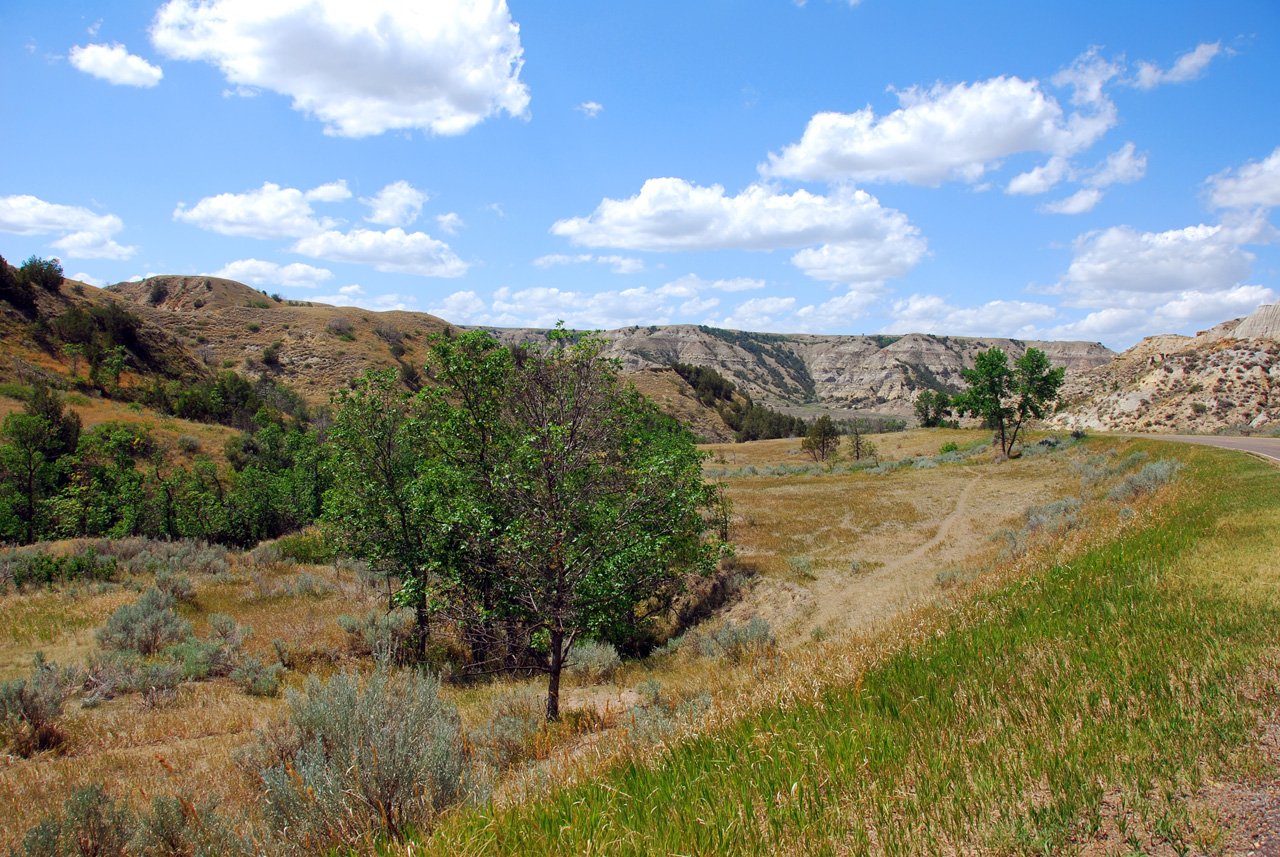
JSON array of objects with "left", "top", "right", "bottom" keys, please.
[{"left": 2, "top": 0, "right": 1278, "bottom": 349}]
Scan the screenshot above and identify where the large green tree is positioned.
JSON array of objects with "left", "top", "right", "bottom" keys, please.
[
  {"left": 326, "top": 327, "right": 720, "bottom": 720},
  {"left": 953, "top": 347, "right": 1065, "bottom": 456}
]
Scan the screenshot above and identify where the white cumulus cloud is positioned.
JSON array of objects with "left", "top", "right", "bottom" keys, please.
[
  {"left": 1043, "top": 285, "right": 1277, "bottom": 346},
  {"left": 150, "top": 0, "right": 530, "bottom": 138},
  {"left": 1132, "top": 42, "right": 1222, "bottom": 90},
  {"left": 551, "top": 178, "right": 925, "bottom": 285},
  {"left": 292, "top": 227, "right": 468, "bottom": 277},
  {"left": 532, "top": 253, "right": 646, "bottom": 274},
  {"left": 0, "top": 194, "right": 136, "bottom": 259},
  {"left": 174, "top": 181, "right": 343, "bottom": 239},
  {"left": 487, "top": 285, "right": 671, "bottom": 329},
  {"left": 1207, "top": 146, "right": 1280, "bottom": 211},
  {"left": 1006, "top": 156, "right": 1070, "bottom": 195},
  {"left": 436, "top": 212, "right": 463, "bottom": 234},
  {"left": 305, "top": 180, "right": 351, "bottom": 202},
  {"left": 1053, "top": 215, "right": 1275, "bottom": 309},
  {"left": 656, "top": 274, "right": 765, "bottom": 298},
  {"left": 213, "top": 258, "right": 333, "bottom": 288},
  {"left": 1040, "top": 188, "right": 1104, "bottom": 215},
  {"left": 69, "top": 43, "right": 163, "bottom": 87},
  {"left": 762, "top": 58, "right": 1116, "bottom": 185},
  {"left": 362, "top": 181, "right": 428, "bottom": 227},
  {"left": 427, "top": 290, "right": 486, "bottom": 319},
  {"left": 885, "top": 294, "right": 1060, "bottom": 336},
  {"left": 713, "top": 296, "right": 797, "bottom": 332},
  {"left": 69, "top": 272, "right": 105, "bottom": 287},
  {"left": 575, "top": 101, "right": 602, "bottom": 117},
  {"left": 1085, "top": 142, "right": 1147, "bottom": 188}
]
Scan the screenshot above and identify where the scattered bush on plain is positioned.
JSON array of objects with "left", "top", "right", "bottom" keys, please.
[
  {"left": 96, "top": 587, "right": 192, "bottom": 656},
  {"left": 254, "top": 668, "right": 477, "bottom": 850}
]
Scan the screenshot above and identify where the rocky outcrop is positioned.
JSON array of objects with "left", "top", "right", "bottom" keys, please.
[
  {"left": 481, "top": 325, "right": 1114, "bottom": 415},
  {"left": 1235, "top": 302, "right": 1280, "bottom": 340},
  {"left": 1050, "top": 326, "right": 1280, "bottom": 434}
]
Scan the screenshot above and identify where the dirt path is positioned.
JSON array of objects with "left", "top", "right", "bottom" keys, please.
[
  {"left": 776, "top": 467, "right": 1009, "bottom": 643},
  {"left": 876, "top": 467, "right": 984, "bottom": 577}
]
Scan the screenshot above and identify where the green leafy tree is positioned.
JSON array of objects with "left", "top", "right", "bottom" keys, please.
[
  {"left": 801, "top": 415, "right": 841, "bottom": 462},
  {"left": 0, "top": 414, "right": 55, "bottom": 543},
  {"left": 914, "top": 390, "right": 954, "bottom": 428},
  {"left": 953, "top": 347, "right": 1065, "bottom": 456},
  {"left": 326, "top": 328, "right": 720, "bottom": 720},
  {"left": 324, "top": 369, "right": 452, "bottom": 657},
  {"left": 101, "top": 346, "right": 126, "bottom": 395},
  {"left": 62, "top": 343, "right": 84, "bottom": 378}
]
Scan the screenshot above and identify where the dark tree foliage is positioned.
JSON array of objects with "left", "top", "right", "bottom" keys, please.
[
  {"left": 801, "top": 415, "right": 841, "bottom": 462},
  {"left": 49, "top": 302, "right": 150, "bottom": 385},
  {"left": 19, "top": 256, "right": 63, "bottom": 292},
  {"left": 915, "top": 390, "right": 957, "bottom": 428},
  {"left": 670, "top": 362, "right": 807, "bottom": 441},
  {"left": 671, "top": 362, "right": 736, "bottom": 406},
  {"left": 0, "top": 253, "right": 37, "bottom": 315},
  {"left": 142, "top": 371, "right": 309, "bottom": 430}
]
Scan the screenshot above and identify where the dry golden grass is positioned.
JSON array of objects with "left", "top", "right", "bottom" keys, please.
[{"left": 0, "top": 552, "right": 390, "bottom": 851}]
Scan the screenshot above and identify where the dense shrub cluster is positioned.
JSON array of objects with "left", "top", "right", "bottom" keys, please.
[
  {"left": 0, "top": 382, "right": 331, "bottom": 546},
  {"left": 140, "top": 370, "right": 309, "bottom": 429},
  {"left": 0, "top": 548, "right": 117, "bottom": 591},
  {"left": 670, "top": 362, "right": 807, "bottom": 440}
]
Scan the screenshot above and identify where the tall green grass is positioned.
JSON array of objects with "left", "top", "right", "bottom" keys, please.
[{"left": 418, "top": 444, "right": 1280, "bottom": 855}]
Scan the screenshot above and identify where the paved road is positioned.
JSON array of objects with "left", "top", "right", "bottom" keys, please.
[{"left": 1114, "top": 433, "right": 1280, "bottom": 464}]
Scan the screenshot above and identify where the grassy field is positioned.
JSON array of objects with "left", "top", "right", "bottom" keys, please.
[
  {"left": 3, "top": 431, "right": 1274, "bottom": 854},
  {"left": 412, "top": 440, "right": 1280, "bottom": 855}
]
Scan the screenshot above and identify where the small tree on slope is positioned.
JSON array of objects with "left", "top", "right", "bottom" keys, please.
[{"left": 952, "top": 347, "right": 1064, "bottom": 456}]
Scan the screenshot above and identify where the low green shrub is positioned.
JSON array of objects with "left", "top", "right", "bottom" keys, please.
[
  {"left": 82, "top": 650, "right": 182, "bottom": 704},
  {"left": 682, "top": 616, "right": 775, "bottom": 664},
  {"left": 565, "top": 640, "right": 621, "bottom": 684},
  {"left": 470, "top": 684, "right": 545, "bottom": 770},
  {"left": 17, "top": 784, "right": 133, "bottom": 857},
  {"left": 133, "top": 794, "right": 251, "bottom": 857},
  {"left": 1107, "top": 458, "right": 1184, "bottom": 501},
  {"left": 96, "top": 587, "right": 192, "bottom": 656},
  {"left": 337, "top": 608, "right": 416, "bottom": 663},
  {"left": 230, "top": 656, "right": 281, "bottom": 696},
  {"left": 0, "top": 658, "right": 68, "bottom": 756},
  {"left": 255, "top": 669, "right": 477, "bottom": 849},
  {"left": 274, "top": 531, "right": 335, "bottom": 564},
  {"left": 165, "top": 616, "right": 245, "bottom": 681},
  {"left": 0, "top": 548, "right": 117, "bottom": 591},
  {"left": 155, "top": 568, "right": 195, "bottom": 603}
]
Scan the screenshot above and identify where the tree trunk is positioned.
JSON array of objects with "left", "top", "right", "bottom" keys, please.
[
  {"left": 414, "top": 602, "right": 429, "bottom": 662},
  {"left": 545, "top": 629, "right": 565, "bottom": 722}
]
